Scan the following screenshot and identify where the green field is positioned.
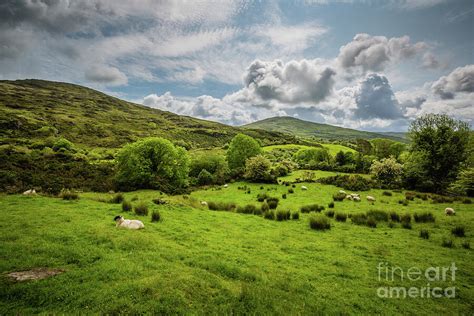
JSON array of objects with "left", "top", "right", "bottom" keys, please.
[
  {"left": 1, "top": 181, "right": 472, "bottom": 314},
  {"left": 263, "top": 143, "right": 356, "bottom": 156}
]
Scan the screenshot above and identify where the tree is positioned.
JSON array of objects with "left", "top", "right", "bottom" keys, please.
[
  {"left": 190, "top": 154, "right": 229, "bottom": 184},
  {"left": 197, "top": 169, "right": 213, "bottom": 185},
  {"left": 116, "top": 137, "right": 189, "bottom": 192},
  {"left": 370, "top": 157, "right": 403, "bottom": 188},
  {"left": 244, "top": 155, "right": 274, "bottom": 183},
  {"left": 356, "top": 138, "right": 373, "bottom": 155},
  {"left": 405, "top": 114, "right": 470, "bottom": 192},
  {"left": 227, "top": 134, "right": 261, "bottom": 173},
  {"left": 335, "top": 151, "right": 346, "bottom": 166},
  {"left": 448, "top": 168, "right": 474, "bottom": 197},
  {"left": 293, "top": 147, "right": 331, "bottom": 168}
]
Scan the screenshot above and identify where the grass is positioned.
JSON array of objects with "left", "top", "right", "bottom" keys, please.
[{"left": 0, "top": 184, "right": 473, "bottom": 314}]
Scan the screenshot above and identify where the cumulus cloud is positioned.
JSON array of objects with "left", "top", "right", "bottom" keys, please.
[
  {"left": 84, "top": 65, "right": 127, "bottom": 86},
  {"left": 337, "top": 34, "right": 428, "bottom": 72},
  {"left": 431, "top": 64, "right": 474, "bottom": 99}
]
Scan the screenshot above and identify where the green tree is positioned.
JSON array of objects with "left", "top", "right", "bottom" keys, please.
[
  {"left": 227, "top": 134, "right": 261, "bottom": 172},
  {"left": 370, "top": 157, "right": 403, "bottom": 188},
  {"left": 244, "top": 155, "right": 274, "bottom": 183},
  {"left": 335, "top": 150, "right": 346, "bottom": 166},
  {"left": 405, "top": 114, "right": 470, "bottom": 192},
  {"left": 116, "top": 137, "right": 189, "bottom": 192},
  {"left": 293, "top": 148, "right": 331, "bottom": 168},
  {"left": 197, "top": 169, "right": 213, "bottom": 185},
  {"left": 448, "top": 168, "right": 474, "bottom": 197}
]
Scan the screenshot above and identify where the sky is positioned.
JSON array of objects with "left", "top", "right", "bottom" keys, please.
[{"left": 0, "top": 0, "right": 473, "bottom": 132}]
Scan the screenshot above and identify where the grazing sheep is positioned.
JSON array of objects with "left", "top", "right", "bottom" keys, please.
[
  {"left": 367, "top": 196, "right": 376, "bottom": 202},
  {"left": 200, "top": 201, "right": 208, "bottom": 206},
  {"left": 23, "top": 189, "right": 36, "bottom": 196},
  {"left": 223, "top": 184, "right": 228, "bottom": 188},
  {"left": 114, "top": 216, "right": 144, "bottom": 229},
  {"left": 353, "top": 196, "right": 361, "bottom": 202},
  {"left": 346, "top": 195, "right": 353, "bottom": 201},
  {"left": 339, "top": 190, "right": 347, "bottom": 195},
  {"left": 445, "top": 208, "right": 455, "bottom": 216},
  {"left": 351, "top": 193, "right": 360, "bottom": 198},
  {"left": 301, "top": 185, "right": 308, "bottom": 190}
]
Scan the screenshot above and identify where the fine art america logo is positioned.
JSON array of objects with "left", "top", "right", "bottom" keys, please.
[{"left": 377, "top": 262, "right": 457, "bottom": 298}]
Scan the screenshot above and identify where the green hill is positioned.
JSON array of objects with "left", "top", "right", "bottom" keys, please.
[
  {"left": 243, "top": 116, "right": 408, "bottom": 142},
  {"left": 0, "top": 79, "right": 296, "bottom": 149}
]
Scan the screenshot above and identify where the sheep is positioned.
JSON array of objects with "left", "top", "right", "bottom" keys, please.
[
  {"left": 339, "top": 190, "right": 347, "bottom": 195},
  {"left": 223, "top": 184, "right": 228, "bottom": 188},
  {"left": 345, "top": 195, "right": 353, "bottom": 201},
  {"left": 350, "top": 193, "right": 360, "bottom": 198},
  {"left": 301, "top": 185, "right": 308, "bottom": 190},
  {"left": 367, "top": 196, "right": 376, "bottom": 202},
  {"left": 114, "top": 215, "right": 144, "bottom": 229},
  {"left": 200, "top": 201, "right": 208, "bottom": 206},
  {"left": 23, "top": 189, "right": 36, "bottom": 196},
  {"left": 445, "top": 208, "right": 455, "bottom": 216},
  {"left": 353, "top": 196, "right": 361, "bottom": 202}
]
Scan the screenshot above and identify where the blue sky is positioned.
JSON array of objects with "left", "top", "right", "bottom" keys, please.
[{"left": 0, "top": 0, "right": 473, "bottom": 131}]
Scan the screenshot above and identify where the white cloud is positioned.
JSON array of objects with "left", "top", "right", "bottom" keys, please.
[
  {"left": 431, "top": 64, "right": 474, "bottom": 99},
  {"left": 84, "top": 65, "right": 128, "bottom": 86}
]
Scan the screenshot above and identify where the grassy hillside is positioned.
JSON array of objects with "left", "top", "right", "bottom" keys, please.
[
  {"left": 244, "top": 116, "right": 408, "bottom": 142},
  {"left": 1, "top": 183, "right": 472, "bottom": 314},
  {"left": 263, "top": 143, "right": 356, "bottom": 156},
  {"left": 0, "top": 79, "right": 295, "bottom": 149}
]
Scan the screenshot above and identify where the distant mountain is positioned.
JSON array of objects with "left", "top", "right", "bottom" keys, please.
[
  {"left": 243, "top": 116, "right": 408, "bottom": 142},
  {"left": 0, "top": 79, "right": 296, "bottom": 149}
]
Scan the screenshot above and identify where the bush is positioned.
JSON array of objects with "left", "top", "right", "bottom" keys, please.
[
  {"left": 402, "top": 222, "right": 412, "bottom": 229},
  {"left": 335, "top": 212, "right": 348, "bottom": 222},
  {"left": 370, "top": 157, "right": 403, "bottom": 188},
  {"left": 319, "top": 174, "right": 376, "bottom": 191},
  {"left": 122, "top": 200, "right": 132, "bottom": 212},
  {"left": 419, "top": 229, "right": 430, "bottom": 239},
  {"left": 401, "top": 213, "right": 411, "bottom": 223},
  {"left": 266, "top": 197, "right": 279, "bottom": 209},
  {"left": 351, "top": 213, "right": 368, "bottom": 225},
  {"left": 332, "top": 192, "right": 346, "bottom": 202},
  {"left": 462, "top": 241, "right": 470, "bottom": 249},
  {"left": 405, "top": 192, "right": 415, "bottom": 201},
  {"left": 257, "top": 192, "right": 269, "bottom": 202},
  {"left": 367, "top": 217, "right": 377, "bottom": 228},
  {"left": 366, "top": 210, "right": 388, "bottom": 221},
  {"left": 244, "top": 155, "right": 275, "bottom": 183},
  {"left": 389, "top": 212, "right": 401, "bottom": 222},
  {"left": 309, "top": 215, "right": 331, "bottom": 231},
  {"left": 441, "top": 238, "right": 454, "bottom": 248},
  {"left": 328, "top": 201, "right": 335, "bottom": 208},
  {"left": 60, "top": 189, "right": 79, "bottom": 200},
  {"left": 237, "top": 204, "right": 257, "bottom": 214},
  {"left": 197, "top": 169, "right": 214, "bottom": 185},
  {"left": 151, "top": 211, "right": 161, "bottom": 222},
  {"left": 134, "top": 203, "right": 149, "bottom": 216},
  {"left": 300, "top": 204, "right": 324, "bottom": 213},
  {"left": 388, "top": 221, "right": 395, "bottom": 228},
  {"left": 109, "top": 193, "right": 124, "bottom": 204},
  {"left": 413, "top": 212, "right": 435, "bottom": 223},
  {"left": 288, "top": 188, "right": 294, "bottom": 194},
  {"left": 382, "top": 191, "right": 393, "bottom": 196},
  {"left": 261, "top": 201, "right": 270, "bottom": 213},
  {"left": 451, "top": 226, "right": 465, "bottom": 237},
  {"left": 291, "top": 212, "right": 300, "bottom": 220},
  {"left": 325, "top": 210, "right": 335, "bottom": 218},
  {"left": 276, "top": 209, "right": 291, "bottom": 221},
  {"left": 263, "top": 210, "right": 275, "bottom": 220},
  {"left": 462, "top": 198, "right": 472, "bottom": 204},
  {"left": 282, "top": 193, "right": 287, "bottom": 199},
  {"left": 431, "top": 195, "right": 455, "bottom": 204},
  {"left": 207, "top": 201, "right": 236, "bottom": 211}
]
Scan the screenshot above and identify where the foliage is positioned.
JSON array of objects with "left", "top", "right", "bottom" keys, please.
[
  {"left": 134, "top": 203, "right": 149, "bottom": 216},
  {"left": 319, "top": 174, "right": 376, "bottom": 191},
  {"left": 151, "top": 211, "right": 161, "bottom": 222},
  {"left": 448, "top": 168, "right": 474, "bottom": 197},
  {"left": 309, "top": 215, "right": 331, "bottom": 230},
  {"left": 300, "top": 204, "right": 324, "bottom": 213},
  {"left": 244, "top": 155, "right": 275, "bottom": 183},
  {"left": 227, "top": 134, "right": 261, "bottom": 173},
  {"left": 413, "top": 212, "right": 435, "bottom": 223},
  {"left": 293, "top": 148, "right": 331, "bottom": 169},
  {"left": 366, "top": 210, "right": 388, "bottom": 222},
  {"left": 291, "top": 212, "right": 300, "bottom": 220},
  {"left": 276, "top": 210, "right": 291, "bottom": 221},
  {"left": 121, "top": 200, "right": 132, "bottom": 212},
  {"left": 207, "top": 201, "right": 236, "bottom": 211},
  {"left": 370, "top": 157, "right": 403, "bottom": 188},
  {"left": 190, "top": 154, "right": 229, "bottom": 185},
  {"left": 335, "top": 212, "right": 347, "bottom": 222},
  {"left": 116, "top": 137, "right": 190, "bottom": 193},
  {"left": 197, "top": 169, "right": 214, "bottom": 185},
  {"left": 52, "top": 138, "right": 74, "bottom": 152},
  {"left": 325, "top": 210, "right": 335, "bottom": 218},
  {"left": 110, "top": 193, "right": 124, "bottom": 204},
  {"left": 60, "top": 189, "right": 79, "bottom": 200}
]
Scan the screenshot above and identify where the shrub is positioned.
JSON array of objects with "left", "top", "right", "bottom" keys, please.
[
  {"left": 335, "top": 212, "right": 347, "bottom": 222},
  {"left": 332, "top": 192, "right": 346, "bottom": 202},
  {"left": 134, "top": 203, "right": 149, "bottom": 216},
  {"left": 152, "top": 198, "right": 167, "bottom": 205},
  {"left": 328, "top": 201, "right": 335, "bottom": 208},
  {"left": 389, "top": 212, "right": 401, "bottom": 222},
  {"left": 319, "top": 174, "right": 375, "bottom": 191},
  {"left": 401, "top": 213, "right": 411, "bottom": 223},
  {"left": 261, "top": 201, "right": 270, "bottom": 213},
  {"left": 227, "top": 134, "right": 261, "bottom": 172},
  {"left": 419, "top": 229, "right": 430, "bottom": 239},
  {"left": 292, "top": 184, "right": 296, "bottom": 188},
  {"left": 266, "top": 197, "right": 279, "bottom": 209},
  {"left": 151, "top": 211, "right": 161, "bottom": 222},
  {"left": 276, "top": 210, "right": 291, "bottom": 221},
  {"left": 462, "top": 241, "right": 471, "bottom": 249},
  {"left": 282, "top": 193, "right": 287, "bottom": 199},
  {"left": 413, "top": 212, "right": 435, "bottom": 223},
  {"left": 60, "top": 189, "right": 79, "bottom": 200},
  {"left": 451, "top": 226, "right": 465, "bottom": 237},
  {"left": 325, "top": 210, "right": 335, "bottom": 218},
  {"left": 441, "top": 238, "right": 454, "bottom": 248},
  {"left": 366, "top": 210, "right": 388, "bottom": 221},
  {"left": 351, "top": 213, "right": 368, "bottom": 225},
  {"left": 263, "top": 210, "right": 275, "bottom": 220},
  {"left": 370, "top": 157, "right": 403, "bottom": 188},
  {"left": 122, "top": 200, "right": 132, "bottom": 212},
  {"left": 300, "top": 204, "right": 324, "bottom": 213},
  {"left": 208, "top": 201, "right": 236, "bottom": 211},
  {"left": 405, "top": 192, "right": 415, "bottom": 201},
  {"left": 431, "top": 195, "right": 454, "bottom": 204},
  {"left": 291, "top": 212, "right": 300, "bottom": 220},
  {"left": 367, "top": 217, "right": 377, "bottom": 228},
  {"left": 197, "top": 169, "right": 214, "bottom": 185},
  {"left": 244, "top": 155, "right": 275, "bottom": 183},
  {"left": 462, "top": 198, "right": 472, "bottom": 204},
  {"left": 388, "top": 221, "right": 395, "bottom": 228},
  {"left": 257, "top": 192, "right": 268, "bottom": 202},
  {"left": 288, "top": 188, "right": 294, "bottom": 194},
  {"left": 109, "top": 193, "right": 124, "bottom": 204},
  {"left": 382, "top": 191, "right": 393, "bottom": 196},
  {"left": 309, "top": 215, "right": 331, "bottom": 231},
  {"left": 237, "top": 204, "right": 257, "bottom": 214}
]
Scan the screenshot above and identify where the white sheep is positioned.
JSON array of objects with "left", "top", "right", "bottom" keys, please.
[
  {"left": 114, "top": 216, "right": 144, "bottom": 229},
  {"left": 351, "top": 193, "right": 360, "bottom": 198},
  {"left": 223, "top": 184, "right": 229, "bottom": 188},
  {"left": 353, "top": 196, "right": 361, "bottom": 202},
  {"left": 200, "top": 201, "right": 208, "bottom": 206},
  {"left": 445, "top": 208, "right": 455, "bottom": 216},
  {"left": 367, "top": 196, "right": 376, "bottom": 202},
  {"left": 339, "top": 190, "right": 347, "bottom": 195},
  {"left": 301, "top": 185, "right": 308, "bottom": 190},
  {"left": 23, "top": 189, "right": 36, "bottom": 196},
  {"left": 345, "top": 195, "right": 353, "bottom": 201}
]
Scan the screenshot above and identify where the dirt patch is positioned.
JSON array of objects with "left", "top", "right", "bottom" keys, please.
[{"left": 7, "top": 268, "right": 64, "bottom": 282}]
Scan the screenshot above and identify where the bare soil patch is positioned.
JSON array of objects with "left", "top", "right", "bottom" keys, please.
[{"left": 7, "top": 268, "right": 64, "bottom": 282}]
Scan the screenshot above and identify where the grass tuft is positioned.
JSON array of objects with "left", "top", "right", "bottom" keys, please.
[{"left": 309, "top": 215, "right": 331, "bottom": 231}]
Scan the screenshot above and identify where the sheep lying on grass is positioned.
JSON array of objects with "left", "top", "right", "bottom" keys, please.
[
  {"left": 301, "top": 186, "right": 308, "bottom": 190},
  {"left": 339, "top": 190, "right": 346, "bottom": 195},
  {"left": 23, "top": 189, "right": 36, "bottom": 196},
  {"left": 367, "top": 196, "right": 376, "bottom": 202},
  {"left": 114, "top": 216, "right": 144, "bottom": 229},
  {"left": 445, "top": 208, "right": 455, "bottom": 216},
  {"left": 200, "top": 201, "right": 208, "bottom": 206}
]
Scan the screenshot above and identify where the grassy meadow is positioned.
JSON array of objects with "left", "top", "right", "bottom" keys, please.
[{"left": 1, "top": 180, "right": 473, "bottom": 314}]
